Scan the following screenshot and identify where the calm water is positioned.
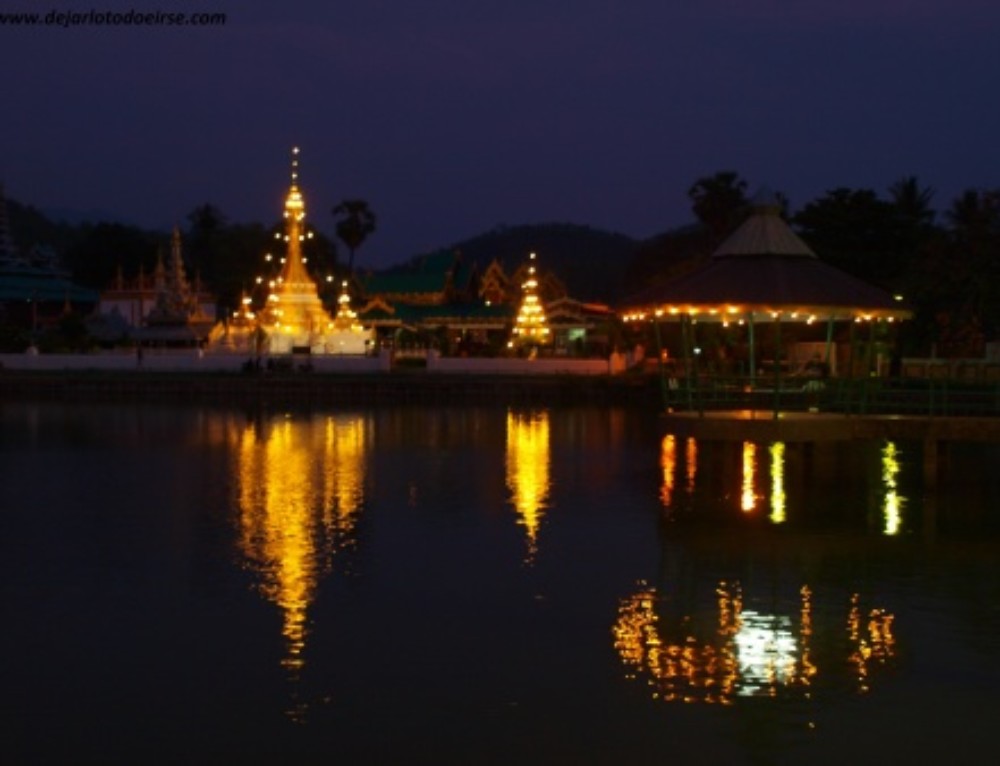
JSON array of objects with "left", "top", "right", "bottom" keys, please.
[{"left": 3, "top": 402, "right": 999, "bottom": 765}]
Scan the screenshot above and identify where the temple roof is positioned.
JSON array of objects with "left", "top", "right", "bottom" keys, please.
[
  {"left": 360, "top": 249, "right": 473, "bottom": 298},
  {"left": 0, "top": 269, "right": 99, "bottom": 303}
]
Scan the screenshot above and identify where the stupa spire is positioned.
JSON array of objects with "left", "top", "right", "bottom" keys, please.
[{"left": 281, "top": 146, "right": 312, "bottom": 289}]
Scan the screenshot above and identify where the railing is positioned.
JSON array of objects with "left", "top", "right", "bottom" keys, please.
[{"left": 657, "top": 370, "right": 1000, "bottom": 417}]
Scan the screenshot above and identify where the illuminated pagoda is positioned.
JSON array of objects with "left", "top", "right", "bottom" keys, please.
[
  {"left": 509, "top": 251, "right": 550, "bottom": 351},
  {"left": 249, "top": 147, "right": 370, "bottom": 355}
]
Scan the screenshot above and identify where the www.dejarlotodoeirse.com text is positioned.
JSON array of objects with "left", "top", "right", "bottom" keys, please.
[{"left": 0, "top": 9, "right": 227, "bottom": 27}]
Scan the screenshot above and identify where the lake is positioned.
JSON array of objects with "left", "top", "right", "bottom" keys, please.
[{"left": 3, "top": 402, "right": 999, "bottom": 765}]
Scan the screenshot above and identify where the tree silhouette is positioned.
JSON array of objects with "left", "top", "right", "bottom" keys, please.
[
  {"left": 889, "top": 176, "right": 935, "bottom": 228},
  {"left": 792, "top": 187, "right": 898, "bottom": 283},
  {"left": 687, "top": 171, "right": 749, "bottom": 242},
  {"left": 332, "top": 199, "right": 376, "bottom": 274}
]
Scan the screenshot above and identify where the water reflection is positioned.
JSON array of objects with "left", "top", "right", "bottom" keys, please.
[
  {"left": 661, "top": 435, "right": 913, "bottom": 533},
  {"left": 660, "top": 435, "right": 677, "bottom": 508},
  {"left": 769, "top": 442, "right": 786, "bottom": 524},
  {"left": 741, "top": 441, "right": 758, "bottom": 513},
  {"left": 685, "top": 437, "right": 698, "bottom": 494},
  {"left": 506, "top": 410, "right": 551, "bottom": 563},
  {"left": 659, "top": 435, "right": 697, "bottom": 512},
  {"left": 613, "top": 581, "right": 895, "bottom": 705},
  {"left": 882, "top": 441, "right": 904, "bottom": 536},
  {"left": 232, "top": 413, "right": 369, "bottom": 719}
]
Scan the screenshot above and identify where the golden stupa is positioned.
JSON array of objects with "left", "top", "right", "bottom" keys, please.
[{"left": 258, "top": 148, "right": 370, "bottom": 355}]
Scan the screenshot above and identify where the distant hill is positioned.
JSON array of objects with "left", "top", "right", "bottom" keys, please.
[
  {"left": 7, "top": 196, "right": 714, "bottom": 308},
  {"left": 390, "top": 223, "right": 639, "bottom": 304},
  {"left": 388, "top": 221, "right": 719, "bottom": 305}
]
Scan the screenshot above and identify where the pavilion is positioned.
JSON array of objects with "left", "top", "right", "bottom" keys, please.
[{"left": 621, "top": 191, "right": 912, "bottom": 389}]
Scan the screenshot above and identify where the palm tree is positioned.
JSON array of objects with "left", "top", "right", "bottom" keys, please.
[
  {"left": 889, "top": 176, "right": 935, "bottom": 227},
  {"left": 331, "top": 199, "right": 376, "bottom": 274},
  {"left": 687, "top": 171, "right": 749, "bottom": 242}
]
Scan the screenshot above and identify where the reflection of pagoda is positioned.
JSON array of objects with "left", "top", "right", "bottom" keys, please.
[
  {"left": 505, "top": 410, "right": 551, "bottom": 563},
  {"left": 233, "top": 413, "right": 369, "bottom": 721},
  {"left": 256, "top": 148, "right": 370, "bottom": 355}
]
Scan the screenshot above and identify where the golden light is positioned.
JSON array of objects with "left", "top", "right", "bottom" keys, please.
[
  {"left": 881, "top": 440, "right": 904, "bottom": 536},
  {"left": 233, "top": 414, "right": 369, "bottom": 719},
  {"left": 685, "top": 437, "right": 697, "bottom": 493},
  {"left": 660, "top": 434, "right": 677, "bottom": 508},
  {"left": 769, "top": 442, "right": 786, "bottom": 524},
  {"left": 506, "top": 410, "right": 551, "bottom": 564},
  {"left": 741, "top": 441, "right": 758, "bottom": 513}
]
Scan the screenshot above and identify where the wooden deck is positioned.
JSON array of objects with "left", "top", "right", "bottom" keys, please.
[
  {"left": 661, "top": 410, "right": 1000, "bottom": 444},
  {"left": 662, "top": 409, "right": 1000, "bottom": 486}
]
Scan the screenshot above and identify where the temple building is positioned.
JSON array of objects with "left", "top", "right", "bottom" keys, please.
[
  {"left": 356, "top": 250, "right": 611, "bottom": 357},
  {"left": 0, "top": 183, "right": 98, "bottom": 330},
  {"left": 94, "top": 226, "right": 216, "bottom": 345}
]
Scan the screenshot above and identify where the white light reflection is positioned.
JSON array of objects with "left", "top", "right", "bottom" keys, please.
[{"left": 734, "top": 611, "right": 798, "bottom": 695}]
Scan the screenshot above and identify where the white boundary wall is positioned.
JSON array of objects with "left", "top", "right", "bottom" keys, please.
[
  {"left": 0, "top": 350, "right": 390, "bottom": 373},
  {"left": 427, "top": 352, "right": 622, "bottom": 375},
  {"left": 0, "top": 349, "right": 622, "bottom": 375}
]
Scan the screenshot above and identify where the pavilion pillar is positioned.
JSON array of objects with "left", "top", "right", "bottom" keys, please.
[
  {"left": 773, "top": 315, "right": 782, "bottom": 419},
  {"left": 652, "top": 316, "right": 670, "bottom": 411},
  {"left": 682, "top": 315, "right": 695, "bottom": 412},
  {"left": 747, "top": 312, "right": 756, "bottom": 386},
  {"left": 860, "top": 319, "right": 877, "bottom": 414},
  {"left": 846, "top": 320, "right": 858, "bottom": 413},
  {"left": 823, "top": 316, "right": 835, "bottom": 374}
]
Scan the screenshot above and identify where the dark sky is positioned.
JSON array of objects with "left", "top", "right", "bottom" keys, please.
[{"left": 2, "top": 0, "right": 999, "bottom": 268}]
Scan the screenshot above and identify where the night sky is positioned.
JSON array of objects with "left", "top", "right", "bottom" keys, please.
[{"left": 2, "top": 0, "right": 999, "bottom": 268}]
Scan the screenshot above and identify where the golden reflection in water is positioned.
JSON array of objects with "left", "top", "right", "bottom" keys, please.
[
  {"left": 660, "top": 434, "right": 677, "bottom": 508},
  {"left": 769, "top": 442, "right": 786, "bottom": 524},
  {"left": 881, "top": 440, "right": 905, "bottom": 536},
  {"left": 685, "top": 437, "right": 698, "bottom": 494},
  {"left": 847, "top": 593, "right": 896, "bottom": 694},
  {"left": 234, "top": 414, "right": 367, "bottom": 717},
  {"left": 613, "top": 581, "right": 894, "bottom": 705},
  {"left": 741, "top": 441, "right": 758, "bottom": 513},
  {"left": 506, "top": 410, "right": 551, "bottom": 562}
]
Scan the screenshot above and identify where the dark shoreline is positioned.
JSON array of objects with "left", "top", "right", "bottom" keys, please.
[{"left": 0, "top": 369, "right": 662, "bottom": 408}]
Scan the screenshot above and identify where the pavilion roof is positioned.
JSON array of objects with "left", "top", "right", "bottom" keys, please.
[
  {"left": 621, "top": 192, "right": 911, "bottom": 321},
  {"left": 0, "top": 267, "right": 99, "bottom": 303}
]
